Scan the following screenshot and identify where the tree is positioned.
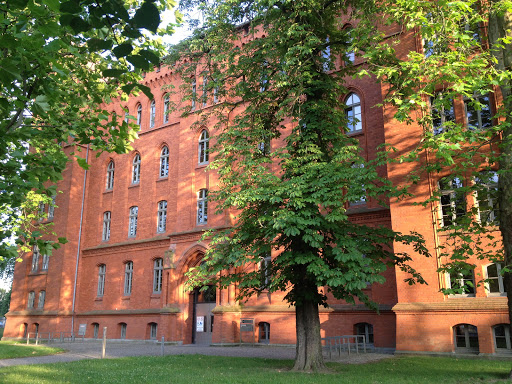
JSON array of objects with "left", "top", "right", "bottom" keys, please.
[
  {"left": 0, "top": 0, "right": 178, "bottom": 265},
  {"left": 0, "top": 287, "right": 11, "bottom": 318},
  {"left": 361, "top": 0, "right": 512, "bottom": 372},
  {"left": 172, "top": 0, "right": 428, "bottom": 371}
]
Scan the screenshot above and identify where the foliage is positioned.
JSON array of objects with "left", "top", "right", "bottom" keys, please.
[
  {"left": 0, "top": 340, "right": 64, "bottom": 359},
  {"left": 361, "top": 0, "right": 512, "bottom": 295},
  {"left": 0, "top": 0, "right": 178, "bottom": 266},
  {"left": 0, "top": 287, "right": 11, "bottom": 317},
  {"left": 0, "top": 355, "right": 511, "bottom": 383},
  {"left": 171, "top": 0, "right": 428, "bottom": 370}
]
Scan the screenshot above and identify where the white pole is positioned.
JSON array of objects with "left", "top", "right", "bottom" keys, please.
[{"left": 102, "top": 327, "right": 107, "bottom": 358}]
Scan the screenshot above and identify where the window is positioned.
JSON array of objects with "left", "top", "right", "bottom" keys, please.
[
  {"left": 38, "top": 202, "right": 45, "bottom": 220},
  {"left": 259, "top": 322, "right": 270, "bottom": 344},
  {"left": 213, "top": 79, "right": 219, "bottom": 104},
  {"left": 47, "top": 196, "right": 56, "bottom": 219},
  {"left": 157, "top": 201, "right": 167, "bottom": 233},
  {"left": 128, "top": 206, "right": 138, "bottom": 237},
  {"left": 42, "top": 252, "right": 49, "bottom": 271},
  {"left": 27, "top": 291, "right": 35, "bottom": 309},
  {"left": 136, "top": 104, "right": 142, "bottom": 127},
  {"left": 257, "top": 135, "right": 270, "bottom": 156},
  {"left": 120, "top": 323, "right": 127, "bottom": 339},
  {"left": 345, "top": 93, "right": 362, "bottom": 133},
  {"left": 454, "top": 324, "right": 479, "bottom": 350},
  {"left": 149, "top": 100, "right": 156, "bottom": 128},
  {"left": 475, "top": 171, "right": 498, "bottom": 224},
  {"left": 486, "top": 263, "right": 506, "bottom": 296},
  {"left": 153, "top": 258, "right": 163, "bottom": 293},
  {"left": 132, "top": 154, "right": 141, "bottom": 184},
  {"left": 197, "top": 189, "right": 208, "bottom": 225},
  {"left": 355, "top": 322, "right": 374, "bottom": 344},
  {"left": 438, "top": 177, "right": 465, "bottom": 227},
  {"left": 345, "top": 28, "right": 355, "bottom": 63},
  {"left": 159, "top": 146, "right": 169, "bottom": 178},
  {"left": 430, "top": 93, "right": 455, "bottom": 135},
  {"left": 124, "top": 111, "right": 129, "bottom": 123},
  {"left": 465, "top": 94, "right": 492, "bottom": 130},
  {"left": 259, "top": 255, "right": 271, "bottom": 290},
  {"left": 198, "top": 130, "right": 209, "bottom": 164},
  {"left": 38, "top": 290, "right": 45, "bottom": 309},
  {"left": 106, "top": 161, "right": 115, "bottom": 190},
  {"left": 351, "top": 163, "right": 366, "bottom": 204},
  {"left": 322, "top": 37, "right": 331, "bottom": 72},
  {"left": 191, "top": 79, "right": 196, "bottom": 110},
  {"left": 163, "top": 94, "right": 170, "bottom": 123},
  {"left": 93, "top": 323, "right": 99, "bottom": 339},
  {"left": 102, "top": 211, "right": 111, "bottom": 241},
  {"left": 97, "top": 264, "right": 106, "bottom": 297},
  {"left": 150, "top": 323, "right": 158, "bottom": 340},
  {"left": 124, "top": 261, "right": 133, "bottom": 296},
  {"left": 494, "top": 325, "right": 512, "bottom": 351},
  {"left": 202, "top": 75, "right": 208, "bottom": 107},
  {"left": 448, "top": 269, "right": 475, "bottom": 296},
  {"left": 31, "top": 246, "right": 40, "bottom": 272}
]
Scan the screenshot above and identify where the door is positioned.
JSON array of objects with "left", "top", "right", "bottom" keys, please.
[{"left": 192, "top": 286, "right": 216, "bottom": 345}]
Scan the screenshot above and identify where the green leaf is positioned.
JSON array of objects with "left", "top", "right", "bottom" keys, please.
[
  {"left": 60, "top": 0, "right": 81, "bottom": 14},
  {"left": 102, "top": 68, "right": 126, "bottom": 78},
  {"left": 137, "top": 84, "right": 154, "bottom": 100},
  {"left": 139, "top": 49, "right": 160, "bottom": 66},
  {"left": 121, "top": 83, "right": 138, "bottom": 95},
  {"left": 75, "top": 156, "right": 90, "bottom": 170},
  {"left": 88, "top": 38, "right": 113, "bottom": 52},
  {"left": 127, "top": 54, "right": 150, "bottom": 70},
  {"left": 113, "top": 43, "right": 134, "bottom": 58},
  {"left": 132, "top": 1, "right": 160, "bottom": 33}
]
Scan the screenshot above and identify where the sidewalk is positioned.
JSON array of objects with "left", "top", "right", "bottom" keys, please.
[{"left": 0, "top": 340, "right": 392, "bottom": 367}]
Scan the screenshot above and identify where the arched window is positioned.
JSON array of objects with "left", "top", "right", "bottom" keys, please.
[
  {"left": 160, "top": 146, "right": 169, "bottom": 177},
  {"left": 132, "top": 154, "right": 141, "bottom": 184},
  {"left": 31, "top": 245, "right": 39, "bottom": 272},
  {"left": 202, "top": 75, "right": 208, "bottom": 107},
  {"left": 197, "top": 189, "right": 208, "bottom": 224},
  {"left": 97, "top": 264, "right": 106, "bottom": 297},
  {"left": 124, "top": 261, "right": 133, "bottom": 296},
  {"left": 106, "top": 161, "right": 115, "bottom": 190},
  {"left": 128, "top": 206, "right": 138, "bottom": 237},
  {"left": 191, "top": 78, "right": 196, "bottom": 110},
  {"left": 27, "top": 291, "right": 35, "bottom": 309},
  {"left": 42, "top": 251, "right": 49, "bottom": 271},
  {"left": 153, "top": 258, "right": 163, "bottom": 293},
  {"left": 136, "top": 104, "right": 142, "bottom": 127},
  {"left": 486, "top": 263, "right": 506, "bottom": 296},
  {"left": 119, "top": 322, "right": 127, "bottom": 339},
  {"left": 150, "top": 100, "right": 156, "bottom": 128},
  {"left": 198, "top": 130, "right": 209, "bottom": 164},
  {"left": 438, "top": 176, "right": 465, "bottom": 227},
  {"left": 354, "top": 322, "right": 374, "bottom": 344},
  {"left": 259, "top": 322, "right": 270, "bottom": 344},
  {"left": 102, "top": 211, "right": 111, "bottom": 241},
  {"left": 163, "top": 94, "right": 170, "bottom": 123},
  {"left": 149, "top": 322, "right": 158, "bottom": 340},
  {"left": 344, "top": 27, "right": 355, "bottom": 63},
  {"left": 454, "top": 324, "right": 479, "bottom": 351},
  {"left": 92, "top": 323, "right": 100, "bottom": 339},
  {"left": 345, "top": 93, "right": 362, "bottom": 133},
  {"left": 38, "top": 290, "right": 45, "bottom": 309},
  {"left": 493, "top": 324, "right": 512, "bottom": 351},
  {"left": 157, "top": 201, "right": 167, "bottom": 233}
]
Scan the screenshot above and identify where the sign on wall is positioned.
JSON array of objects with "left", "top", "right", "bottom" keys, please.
[
  {"left": 78, "top": 324, "right": 87, "bottom": 336},
  {"left": 196, "top": 316, "right": 205, "bottom": 332}
]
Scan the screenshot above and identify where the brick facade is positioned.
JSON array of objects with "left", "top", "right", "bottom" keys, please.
[{"left": 4, "top": 26, "right": 509, "bottom": 356}]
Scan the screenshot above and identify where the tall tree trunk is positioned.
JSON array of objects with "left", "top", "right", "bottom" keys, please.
[
  {"left": 488, "top": 6, "right": 512, "bottom": 379},
  {"left": 293, "top": 297, "right": 326, "bottom": 371}
]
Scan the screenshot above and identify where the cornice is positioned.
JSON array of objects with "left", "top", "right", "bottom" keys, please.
[
  {"left": 82, "top": 236, "right": 170, "bottom": 256},
  {"left": 392, "top": 297, "right": 508, "bottom": 313},
  {"left": 78, "top": 307, "right": 180, "bottom": 316},
  {"left": 212, "top": 303, "right": 392, "bottom": 313}
]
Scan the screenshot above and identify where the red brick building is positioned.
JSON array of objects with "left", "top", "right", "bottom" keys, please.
[{"left": 4, "top": 23, "right": 510, "bottom": 355}]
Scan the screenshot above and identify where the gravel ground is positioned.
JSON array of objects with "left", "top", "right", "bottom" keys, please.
[{"left": 0, "top": 340, "right": 394, "bottom": 367}]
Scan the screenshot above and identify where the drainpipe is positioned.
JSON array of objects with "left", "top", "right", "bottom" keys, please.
[{"left": 71, "top": 144, "right": 89, "bottom": 336}]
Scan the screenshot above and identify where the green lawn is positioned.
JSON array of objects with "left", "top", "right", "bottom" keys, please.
[
  {"left": 0, "top": 340, "right": 64, "bottom": 359},
  {"left": 0, "top": 355, "right": 510, "bottom": 383}
]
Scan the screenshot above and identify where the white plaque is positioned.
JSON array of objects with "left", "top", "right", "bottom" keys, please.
[{"left": 196, "top": 316, "right": 205, "bottom": 332}]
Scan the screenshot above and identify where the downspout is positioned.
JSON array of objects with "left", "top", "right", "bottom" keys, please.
[{"left": 71, "top": 144, "right": 89, "bottom": 336}]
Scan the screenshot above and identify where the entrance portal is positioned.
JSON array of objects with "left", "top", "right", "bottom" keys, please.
[{"left": 192, "top": 286, "right": 216, "bottom": 345}]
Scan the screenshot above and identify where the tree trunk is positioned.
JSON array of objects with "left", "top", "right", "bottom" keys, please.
[
  {"left": 488, "top": 6, "right": 512, "bottom": 379},
  {"left": 293, "top": 298, "right": 326, "bottom": 371}
]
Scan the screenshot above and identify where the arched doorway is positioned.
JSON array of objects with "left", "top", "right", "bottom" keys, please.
[{"left": 192, "top": 285, "right": 216, "bottom": 345}]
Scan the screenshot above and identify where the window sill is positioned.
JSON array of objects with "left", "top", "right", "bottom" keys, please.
[
  {"left": 448, "top": 294, "right": 476, "bottom": 298},
  {"left": 487, "top": 292, "right": 507, "bottom": 297},
  {"left": 104, "top": 189, "right": 113, "bottom": 194},
  {"left": 128, "top": 183, "right": 140, "bottom": 189},
  {"left": 29, "top": 271, "right": 47, "bottom": 276},
  {"left": 122, "top": 296, "right": 131, "bottom": 300},
  {"left": 128, "top": 236, "right": 137, "bottom": 239},
  {"left": 347, "top": 130, "right": 364, "bottom": 137},
  {"left": 157, "top": 177, "right": 169, "bottom": 182},
  {"left": 196, "top": 163, "right": 209, "bottom": 170},
  {"left": 150, "top": 293, "right": 161, "bottom": 299},
  {"left": 95, "top": 297, "right": 103, "bottom": 301}
]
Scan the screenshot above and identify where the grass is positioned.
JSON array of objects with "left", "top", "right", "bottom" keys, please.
[
  {"left": 0, "top": 354, "right": 510, "bottom": 383},
  {"left": 0, "top": 340, "right": 65, "bottom": 359}
]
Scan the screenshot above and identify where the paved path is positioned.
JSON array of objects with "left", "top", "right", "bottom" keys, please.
[{"left": 0, "top": 341, "right": 393, "bottom": 367}]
